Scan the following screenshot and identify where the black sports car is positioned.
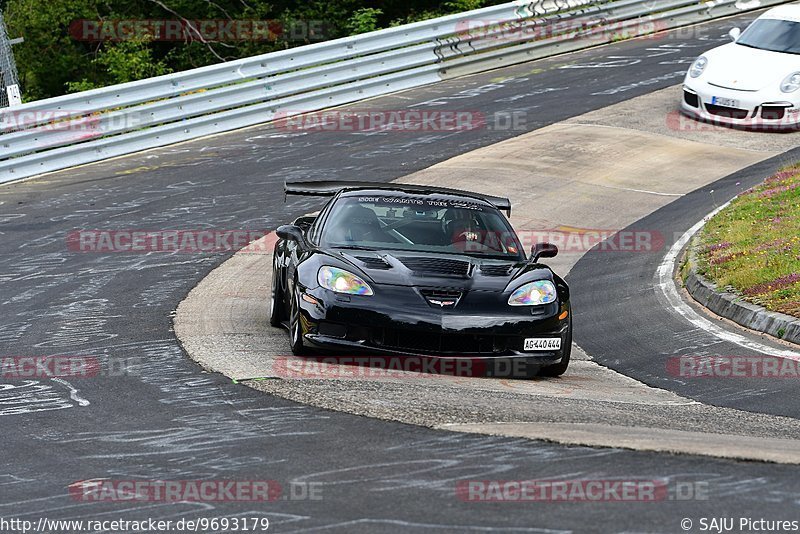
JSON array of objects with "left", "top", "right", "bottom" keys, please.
[{"left": 270, "top": 181, "right": 572, "bottom": 377}]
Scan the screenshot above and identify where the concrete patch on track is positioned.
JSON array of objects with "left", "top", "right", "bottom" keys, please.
[
  {"left": 176, "top": 249, "right": 685, "bottom": 405},
  {"left": 175, "top": 83, "right": 800, "bottom": 463},
  {"left": 441, "top": 423, "right": 800, "bottom": 464},
  {"left": 566, "top": 84, "right": 800, "bottom": 154}
]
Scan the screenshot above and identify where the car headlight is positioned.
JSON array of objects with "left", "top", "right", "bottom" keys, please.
[
  {"left": 781, "top": 72, "right": 800, "bottom": 93},
  {"left": 318, "top": 266, "right": 373, "bottom": 295},
  {"left": 689, "top": 56, "right": 708, "bottom": 78},
  {"left": 508, "top": 280, "right": 557, "bottom": 306}
]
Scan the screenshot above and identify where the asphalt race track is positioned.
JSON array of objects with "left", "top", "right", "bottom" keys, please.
[
  {"left": 2, "top": 10, "right": 800, "bottom": 533},
  {"left": 174, "top": 82, "right": 800, "bottom": 466},
  {"left": 569, "top": 149, "right": 800, "bottom": 417}
]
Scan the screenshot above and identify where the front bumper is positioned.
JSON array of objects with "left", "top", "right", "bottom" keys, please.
[
  {"left": 681, "top": 81, "right": 800, "bottom": 131},
  {"left": 296, "top": 285, "right": 570, "bottom": 365}
]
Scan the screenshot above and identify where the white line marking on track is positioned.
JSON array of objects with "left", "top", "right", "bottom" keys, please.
[
  {"left": 600, "top": 184, "right": 683, "bottom": 197},
  {"left": 51, "top": 378, "right": 91, "bottom": 407},
  {"left": 656, "top": 202, "right": 800, "bottom": 361}
]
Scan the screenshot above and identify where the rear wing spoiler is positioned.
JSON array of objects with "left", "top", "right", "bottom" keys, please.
[{"left": 284, "top": 180, "right": 512, "bottom": 215}]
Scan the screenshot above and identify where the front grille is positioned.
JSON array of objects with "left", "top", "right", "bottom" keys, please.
[
  {"left": 761, "top": 105, "right": 787, "bottom": 120},
  {"left": 480, "top": 264, "right": 513, "bottom": 276},
  {"left": 705, "top": 104, "right": 750, "bottom": 120},
  {"left": 372, "top": 327, "right": 511, "bottom": 355},
  {"left": 683, "top": 90, "right": 699, "bottom": 108},
  {"left": 419, "top": 289, "right": 463, "bottom": 300},
  {"left": 355, "top": 256, "right": 391, "bottom": 270},
  {"left": 318, "top": 321, "right": 347, "bottom": 338},
  {"left": 419, "top": 289, "right": 463, "bottom": 307},
  {"left": 398, "top": 256, "right": 471, "bottom": 277}
]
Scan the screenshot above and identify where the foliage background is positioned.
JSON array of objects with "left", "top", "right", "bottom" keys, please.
[{"left": 3, "top": 0, "right": 493, "bottom": 101}]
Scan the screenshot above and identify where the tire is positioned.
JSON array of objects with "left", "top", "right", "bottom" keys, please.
[
  {"left": 289, "top": 288, "right": 309, "bottom": 356},
  {"left": 538, "top": 320, "right": 572, "bottom": 378},
  {"left": 269, "top": 255, "right": 284, "bottom": 328}
]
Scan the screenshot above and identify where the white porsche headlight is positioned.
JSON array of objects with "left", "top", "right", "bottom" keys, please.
[
  {"left": 689, "top": 56, "right": 708, "bottom": 78},
  {"left": 318, "top": 266, "right": 373, "bottom": 295},
  {"left": 508, "top": 280, "right": 557, "bottom": 306},
  {"left": 781, "top": 72, "right": 800, "bottom": 93}
]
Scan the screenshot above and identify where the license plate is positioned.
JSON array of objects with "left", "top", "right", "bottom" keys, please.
[
  {"left": 711, "top": 96, "right": 739, "bottom": 108},
  {"left": 524, "top": 338, "right": 561, "bottom": 351}
]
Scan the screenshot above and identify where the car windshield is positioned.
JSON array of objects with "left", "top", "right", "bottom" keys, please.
[
  {"left": 319, "top": 194, "right": 524, "bottom": 260},
  {"left": 737, "top": 19, "right": 800, "bottom": 55}
]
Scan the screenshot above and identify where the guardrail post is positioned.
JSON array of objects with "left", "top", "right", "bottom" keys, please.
[{"left": 0, "top": 11, "right": 22, "bottom": 108}]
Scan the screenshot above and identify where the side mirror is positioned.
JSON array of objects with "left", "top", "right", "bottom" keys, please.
[
  {"left": 728, "top": 27, "right": 741, "bottom": 41},
  {"left": 530, "top": 242, "right": 558, "bottom": 263},
  {"left": 293, "top": 215, "right": 317, "bottom": 231},
  {"left": 276, "top": 224, "right": 306, "bottom": 244}
]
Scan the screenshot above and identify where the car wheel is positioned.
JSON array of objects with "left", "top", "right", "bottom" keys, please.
[
  {"left": 289, "top": 288, "right": 309, "bottom": 356},
  {"left": 538, "top": 319, "right": 572, "bottom": 378},
  {"left": 269, "top": 257, "right": 284, "bottom": 328}
]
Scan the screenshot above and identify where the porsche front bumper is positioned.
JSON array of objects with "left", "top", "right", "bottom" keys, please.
[{"left": 681, "top": 81, "right": 800, "bottom": 130}]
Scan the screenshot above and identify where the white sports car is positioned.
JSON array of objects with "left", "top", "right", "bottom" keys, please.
[{"left": 682, "top": 4, "right": 800, "bottom": 130}]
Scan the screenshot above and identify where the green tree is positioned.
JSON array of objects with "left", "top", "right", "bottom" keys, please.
[
  {"left": 346, "top": 7, "right": 382, "bottom": 35},
  {"left": 444, "top": 0, "right": 485, "bottom": 12},
  {"left": 67, "top": 39, "right": 172, "bottom": 92},
  {"left": 4, "top": 0, "right": 99, "bottom": 100},
  {"left": 4, "top": 0, "right": 501, "bottom": 101}
]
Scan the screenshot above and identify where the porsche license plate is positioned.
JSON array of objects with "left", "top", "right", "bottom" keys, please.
[
  {"left": 524, "top": 338, "right": 561, "bottom": 351},
  {"left": 711, "top": 96, "right": 740, "bottom": 108}
]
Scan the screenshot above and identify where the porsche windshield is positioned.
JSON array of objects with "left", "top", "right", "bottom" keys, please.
[
  {"left": 320, "top": 194, "right": 524, "bottom": 259},
  {"left": 737, "top": 19, "right": 800, "bottom": 54}
]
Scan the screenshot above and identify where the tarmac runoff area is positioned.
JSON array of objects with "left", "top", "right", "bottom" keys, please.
[{"left": 175, "top": 84, "right": 800, "bottom": 464}]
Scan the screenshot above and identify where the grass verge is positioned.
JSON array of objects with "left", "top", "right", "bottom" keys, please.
[{"left": 695, "top": 163, "right": 800, "bottom": 319}]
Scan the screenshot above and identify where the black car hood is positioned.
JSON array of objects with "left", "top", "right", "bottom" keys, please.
[{"left": 331, "top": 250, "right": 552, "bottom": 291}]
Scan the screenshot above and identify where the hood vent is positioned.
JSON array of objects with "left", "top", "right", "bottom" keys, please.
[
  {"left": 355, "top": 256, "right": 392, "bottom": 270},
  {"left": 398, "top": 257, "right": 471, "bottom": 277},
  {"left": 480, "top": 264, "right": 513, "bottom": 276}
]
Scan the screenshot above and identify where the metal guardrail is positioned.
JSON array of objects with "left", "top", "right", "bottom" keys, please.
[{"left": 0, "top": 0, "right": 790, "bottom": 183}]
